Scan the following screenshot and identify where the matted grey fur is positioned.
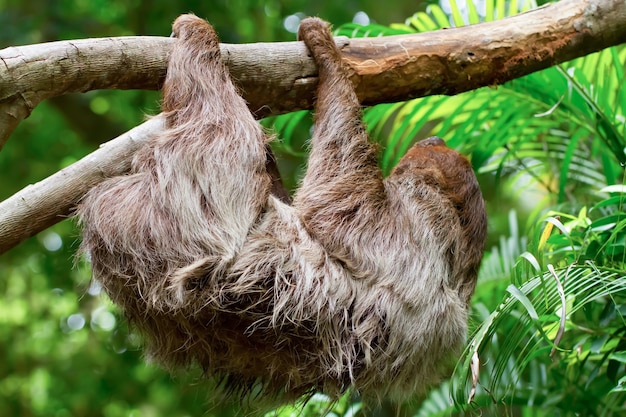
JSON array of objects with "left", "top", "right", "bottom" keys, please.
[{"left": 77, "top": 14, "right": 487, "bottom": 401}]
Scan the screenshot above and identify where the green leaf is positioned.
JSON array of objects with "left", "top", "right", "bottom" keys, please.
[{"left": 448, "top": 0, "right": 467, "bottom": 27}]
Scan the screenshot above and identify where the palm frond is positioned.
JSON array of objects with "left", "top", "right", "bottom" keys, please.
[{"left": 454, "top": 266, "right": 626, "bottom": 407}]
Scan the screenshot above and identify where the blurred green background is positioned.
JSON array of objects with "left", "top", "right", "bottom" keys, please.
[{"left": 2, "top": 0, "right": 626, "bottom": 416}]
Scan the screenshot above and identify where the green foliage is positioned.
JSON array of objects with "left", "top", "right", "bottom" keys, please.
[
  {"left": 264, "top": 393, "right": 361, "bottom": 417},
  {"left": 452, "top": 189, "right": 626, "bottom": 416}
]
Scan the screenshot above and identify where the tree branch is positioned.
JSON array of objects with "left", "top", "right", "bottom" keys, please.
[
  {"left": 2, "top": 0, "right": 625, "bottom": 149},
  {"left": 0, "top": 0, "right": 625, "bottom": 254},
  {"left": 0, "top": 116, "right": 164, "bottom": 255}
]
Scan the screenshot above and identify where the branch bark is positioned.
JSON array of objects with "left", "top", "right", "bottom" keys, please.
[{"left": 0, "top": 0, "right": 625, "bottom": 254}]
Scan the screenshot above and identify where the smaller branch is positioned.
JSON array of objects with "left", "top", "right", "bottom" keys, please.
[{"left": 0, "top": 116, "right": 164, "bottom": 254}]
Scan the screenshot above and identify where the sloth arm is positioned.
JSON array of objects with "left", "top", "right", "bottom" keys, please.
[
  {"left": 157, "top": 17, "right": 272, "bottom": 256},
  {"left": 292, "top": 19, "right": 389, "bottom": 258}
]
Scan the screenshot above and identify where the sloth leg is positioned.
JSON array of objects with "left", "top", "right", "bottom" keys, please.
[
  {"left": 155, "top": 15, "right": 272, "bottom": 257},
  {"left": 293, "top": 18, "right": 387, "bottom": 247}
]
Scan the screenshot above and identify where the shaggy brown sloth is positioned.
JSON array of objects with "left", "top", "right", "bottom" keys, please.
[{"left": 77, "top": 14, "right": 487, "bottom": 401}]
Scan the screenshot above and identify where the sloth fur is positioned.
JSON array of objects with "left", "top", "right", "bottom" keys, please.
[{"left": 77, "top": 15, "right": 487, "bottom": 401}]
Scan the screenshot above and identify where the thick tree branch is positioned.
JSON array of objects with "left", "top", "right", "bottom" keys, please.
[
  {"left": 0, "top": 0, "right": 625, "bottom": 254},
  {"left": 2, "top": 0, "right": 625, "bottom": 150}
]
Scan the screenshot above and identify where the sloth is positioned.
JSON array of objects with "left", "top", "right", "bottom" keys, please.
[{"left": 77, "top": 14, "right": 487, "bottom": 401}]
